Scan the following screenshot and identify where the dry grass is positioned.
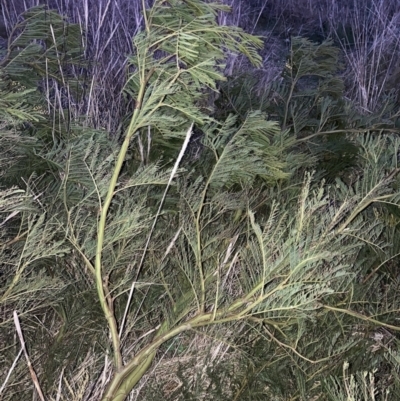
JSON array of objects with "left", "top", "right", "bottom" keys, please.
[
  {"left": 2, "top": 0, "right": 399, "bottom": 124},
  {"left": 1, "top": 0, "right": 152, "bottom": 133},
  {"left": 330, "top": 0, "right": 400, "bottom": 112},
  {"left": 253, "top": 0, "right": 400, "bottom": 112}
]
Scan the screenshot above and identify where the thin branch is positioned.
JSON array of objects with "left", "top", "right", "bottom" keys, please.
[
  {"left": 323, "top": 305, "right": 400, "bottom": 332},
  {"left": 13, "top": 311, "right": 45, "bottom": 401}
]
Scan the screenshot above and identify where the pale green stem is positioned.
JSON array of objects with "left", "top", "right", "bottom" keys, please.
[
  {"left": 94, "top": 67, "right": 149, "bottom": 369},
  {"left": 95, "top": 134, "right": 132, "bottom": 369},
  {"left": 323, "top": 305, "right": 400, "bottom": 332}
]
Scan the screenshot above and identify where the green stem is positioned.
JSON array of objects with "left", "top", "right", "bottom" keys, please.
[
  {"left": 101, "top": 351, "right": 157, "bottom": 401},
  {"left": 94, "top": 65, "right": 150, "bottom": 369},
  {"left": 323, "top": 305, "right": 400, "bottom": 332},
  {"left": 102, "top": 267, "right": 297, "bottom": 401},
  {"left": 100, "top": 306, "right": 253, "bottom": 401},
  {"left": 95, "top": 134, "right": 133, "bottom": 369},
  {"left": 100, "top": 321, "right": 190, "bottom": 401}
]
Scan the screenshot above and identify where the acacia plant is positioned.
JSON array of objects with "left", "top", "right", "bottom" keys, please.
[{"left": 2, "top": 1, "right": 400, "bottom": 401}]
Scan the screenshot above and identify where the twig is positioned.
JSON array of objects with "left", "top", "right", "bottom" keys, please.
[
  {"left": 0, "top": 347, "right": 23, "bottom": 395},
  {"left": 13, "top": 311, "right": 46, "bottom": 401}
]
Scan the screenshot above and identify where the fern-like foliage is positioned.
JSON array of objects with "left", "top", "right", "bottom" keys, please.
[
  {"left": 216, "top": 36, "right": 400, "bottom": 184},
  {"left": 122, "top": 0, "right": 264, "bottom": 168},
  {"left": 2, "top": 3, "right": 400, "bottom": 401},
  {"left": 0, "top": 6, "right": 86, "bottom": 188}
]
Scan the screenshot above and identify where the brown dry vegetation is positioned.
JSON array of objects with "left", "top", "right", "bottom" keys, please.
[{"left": 3, "top": 0, "right": 399, "bottom": 118}]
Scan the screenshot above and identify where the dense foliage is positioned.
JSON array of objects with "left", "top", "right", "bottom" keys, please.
[{"left": 1, "top": 1, "right": 400, "bottom": 400}]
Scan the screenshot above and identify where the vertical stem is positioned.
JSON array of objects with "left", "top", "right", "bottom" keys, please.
[
  {"left": 94, "top": 31, "right": 151, "bottom": 365},
  {"left": 95, "top": 134, "right": 133, "bottom": 370},
  {"left": 142, "top": 0, "right": 149, "bottom": 33}
]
